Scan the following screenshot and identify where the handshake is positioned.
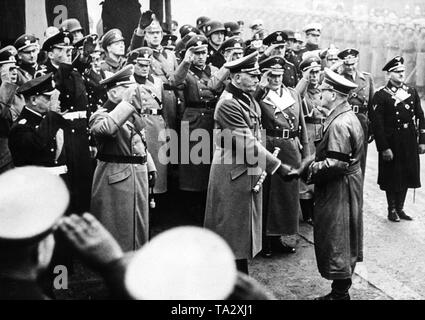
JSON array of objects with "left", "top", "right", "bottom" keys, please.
[{"left": 276, "top": 155, "right": 315, "bottom": 181}]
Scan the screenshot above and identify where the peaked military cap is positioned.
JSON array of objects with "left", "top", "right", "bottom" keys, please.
[
  {"left": 338, "top": 48, "right": 359, "bottom": 64},
  {"left": 42, "top": 31, "right": 73, "bottom": 52},
  {"left": 14, "top": 34, "right": 39, "bottom": 52},
  {"left": 161, "top": 34, "right": 178, "bottom": 50},
  {"left": 17, "top": 72, "right": 56, "bottom": 97},
  {"left": 383, "top": 56, "right": 406, "bottom": 72},
  {"left": 204, "top": 21, "right": 226, "bottom": 38},
  {"left": 263, "top": 31, "right": 288, "bottom": 46},
  {"left": 101, "top": 29, "right": 125, "bottom": 50},
  {"left": 259, "top": 55, "right": 285, "bottom": 75},
  {"left": 299, "top": 56, "right": 322, "bottom": 72},
  {"left": 224, "top": 51, "right": 261, "bottom": 75},
  {"left": 145, "top": 19, "right": 163, "bottom": 33},
  {"left": 224, "top": 22, "right": 242, "bottom": 37},
  {"left": 100, "top": 64, "right": 136, "bottom": 89},
  {"left": 250, "top": 19, "right": 264, "bottom": 30},
  {"left": 179, "top": 24, "right": 201, "bottom": 38},
  {"left": 219, "top": 36, "right": 245, "bottom": 53},
  {"left": 185, "top": 35, "right": 208, "bottom": 52},
  {"left": 319, "top": 68, "right": 358, "bottom": 95},
  {"left": 0, "top": 166, "right": 69, "bottom": 241},
  {"left": 61, "top": 18, "right": 83, "bottom": 33},
  {"left": 127, "top": 47, "right": 153, "bottom": 65},
  {"left": 124, "top": 227, "right": 237, "bottom": 300},
  {"left": 303, "top": 23, "right": 322, "bottom": 34},
  {"left": 0, "top": 47, "right": 17, "bottom": 65},
  {"left": 320, "top": 44, "right": 340, "bottom": 59}
]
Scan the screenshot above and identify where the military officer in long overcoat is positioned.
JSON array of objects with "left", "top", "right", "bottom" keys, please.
[
  {"left": 300, "top": 69, "right": 364, "bottom": 300},
  {"left": 369, "top": 56, "right": 425, "bottom": 222},
  {"left": 204, "top": 52, "right": 296, "bottom": 275},
  {"left": 337, "top": 49, "right": 375, "bottom": 177},
  {"left": 90, "top": 65, "right": 157, "bottom": 252},
  {"left": 254, "top": 55, "right": 309, "bottom": 256}
]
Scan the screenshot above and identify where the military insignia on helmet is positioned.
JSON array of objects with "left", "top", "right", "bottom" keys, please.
[
  {"left": 207, "top": 26, "right": 211, "bottom": 32},
  {"left": 226, "top": 28, "right": 231, "bottom": 32},
  {"left": 25, "top": 40, "right": 31, "bottom": 46}
]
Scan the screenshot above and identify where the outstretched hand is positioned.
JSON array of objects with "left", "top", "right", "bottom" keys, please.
[{"left": 56, "top": 213, "right": 124, "bottom": 271}]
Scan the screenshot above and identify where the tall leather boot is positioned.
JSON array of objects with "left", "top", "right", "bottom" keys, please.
[
  {"left": 300, "top": 199, "right": 314, "bottom": 225},
  {"left": 386, "top": 191, "right": 400, "bottom": 222},
  {"left": 396, "top": 189, "right": 413, "bottom": 221}
]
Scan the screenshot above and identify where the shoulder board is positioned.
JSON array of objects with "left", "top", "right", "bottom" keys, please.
[{"left": 220, "top": 92, "right": 233, "bottom": 101}]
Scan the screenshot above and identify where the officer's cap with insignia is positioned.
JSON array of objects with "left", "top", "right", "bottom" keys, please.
[
  {"left": 203, "top": 21, "right": 226, "bottom": 38},
  {"left": 219, "top": 36, "right": 245, "bottom": 53},
  {"left": 161, "top": 34, "right": 178, "bottom": 50},
  {"left": 299, "top": 56, "right": 322, "bottom": 72},
  {"left": 14, "top": 34, "right": 39, "bottom": 52},
  {"left": 224, "top": 22, "right": 242, "bottom": 37},
  {"left": 320, "top": 44, "right": 340, "bottom": 59},
  {"left": 259, "top": 55, "right": 285, "bottom": 75},
  {"left": 283, "top": 30, "right": 295, "bottom": 40},
  {"left": 263, "top": 31, "right": 288, "bottom": 47},
  {"left": 101, "top": 29, "right": 125, "bottom": 51},
  {"left": 124, "top": 227, "right": 237, "bottom": 300},
  {"left": 17, "top": 72, "right": 56, "bottom": 98},
  {"left": 185, "top": 35, "right": 208, "bottom": 52},
  {"left": 338, "top": 48, "right": 359, "bottom": 65},
  {"left": 382, "top": 56, "right": 406, "bottom": 72},
  {"left": 100, "top": 64, "right": 136, "bottom": 90},
  {"left": 319, "top": 68, "right": 358, "bottom": 95},
  {"left": 42, "top": 31, "right": 74, "bottom": 52},
  {"left": 303, "top": 23, "right": 322, "bottom": 35},
  {"left": 0, "top": 47, "right": 17, "bottom": 66},
  {"left": 224, "top": 51, "right": 261, "bottom": 75},
  {"left": 127, "top": 47, "right": 153, "bottom": 66},
  {"left": 179, "top": 24, "right": 201, "bottom": 38},
  {"left": 0, "top": 166, "right": 69, "bottom": 242}
]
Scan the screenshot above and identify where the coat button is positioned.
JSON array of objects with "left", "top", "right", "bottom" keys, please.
[{"left": 72, "top": 129, "right": 75, "bottom": 133}]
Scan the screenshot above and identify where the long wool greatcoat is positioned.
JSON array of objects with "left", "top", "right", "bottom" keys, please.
[
  {"left": 369, "top": 82, "right": 425, "bottom": 192},
  {"left": 255, "top": 85, "right": 309, "bottom": 236},
  {"left": 204, "top": 83, "right": 282, "bottom": 260},
  {"left": 308, "top": 103, "right": 364, "bottom": 280},
  {"left": 90, "top": 100, "right": 156, "bottom": 252},
  {"left": 175, "top": 61, "right": 228, "bottom": 192}
]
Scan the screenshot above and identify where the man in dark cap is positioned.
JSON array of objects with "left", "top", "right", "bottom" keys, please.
[
  {"left": 204, "top": 52, "right": 298, "bottom": 275},
  {"left": 297, "top": 68, "right": 364, "bottom": 300},
  {"left": 299, "top": 23, "right": 322, "bottom": 58},
  {"left": 337, "top": 48, "right": 375, "bottom": 178},
  {"left": 219, "top": 36, "right": 245, "bottom": 62},
  {"left": 296, "top": 56, "right": 328, "bottom": 225},
  {"left": 90, "top": 65, "right": 157, "bottom": 252},
  {"left": 61, "top": 18, "right": 85, "bottom": 45},
  {"left": 254, "top": 55, "right": 309, "bottom": 256},
  {"left": 284, "top": 30, "right": 303, "bottom": 76},
  {"left": 369, "top": 56, "right": 425, "bottom": 222},
  {"left": 100, "top": 29, "right": 126, "bottom": 74},
  {"left": 260, "top": 31, "right": 299, "bottom": 88},
  {"left": 42, "top": 30, "right": 94, "bottom": 215},
  {"left": 14, "top": 34, "right": 45, "bottom": 86},
  {"left": 204, "top": 21, "right": 227, "bottom": 68},
  {"left": 171, "top": 35, "right": 229, "bottom": 225}
]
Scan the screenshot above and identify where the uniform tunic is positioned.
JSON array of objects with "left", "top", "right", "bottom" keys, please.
[
  {"left": 256, "top": 85, "right": 309, "bottom": 236},
  {"left": 16, "top": 62, "right": 46, "bottom": 86},
  {"left": 90, "top": 100, "right": 156, "bottom": 252},
  {"left": 307, "top": 103, "right": 364, "bottom": 280},
  {"left": 0, "top": 90, "right": 13, "bottom": 174},
  {"left": 341, "top": 70, "right": 375, "bottom": 176},
  {"left": 204, "top": 83, "right": 282, "bottom": 260},
  {"left": 136, "top": 74, "right": 168, "bottom": 194},
  {"left": 174, "top": 62, "right": 228, "bottom": 192},
  {"left": 369, "top": 82, "right": 425, "bottom": 192},
  {"left": 100, "top": 56, "right": 126, "bottom": 75}
]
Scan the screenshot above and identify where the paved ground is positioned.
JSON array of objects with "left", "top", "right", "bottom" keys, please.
[{"left": 54, "top": 138, "right": 425, "bottom": 300}]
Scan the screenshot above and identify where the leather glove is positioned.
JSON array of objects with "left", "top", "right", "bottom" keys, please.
[
  {"left": 382, "top": 148, "right": 394, "bottom": 162},
  {"left": 149, "top": 171, "right": 157, "bottom": 188},
  {"left": 83, "top": 35, "right": 97, "bottom": 57},
  {"left": 139, "top": 10, "right": 156, "bottom": 29},
  {"left": 276, "top": 163, "right": 299, "bottom": 181}
]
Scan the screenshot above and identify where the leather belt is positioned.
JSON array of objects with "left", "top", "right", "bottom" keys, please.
[
  {"left": 97, "top": 154, "right": 147, "bottom": 164},
  {"left": 142, "top": 109, "right": 163, "bottom": 116},
  {"left": 44, "top": 165, "right": 68, "bottom": 176},
  {"left": 305, "top": 117, "right": 325, "bottom": 125},
  {"left": 351, "top": 105, "right": 368, "bottom": 114},
  {"left": 63, "top": 111, "right": 87, "bottom": 121},
  {"left": 267, "top": 129, "right": 299, "bottom": 139},
  {"left": 163, "top": 83, "right": 178, "bottom": 91},
  {"left": 187, "top": 100, "right": 217, "bottom": 109}
]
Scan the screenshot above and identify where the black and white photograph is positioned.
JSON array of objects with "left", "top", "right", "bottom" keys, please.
[{"left": 1, "top": 0, "right": 425, "bottom": 308}]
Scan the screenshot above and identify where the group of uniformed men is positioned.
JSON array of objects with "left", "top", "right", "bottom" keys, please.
[{"left": 1, "top": 8, "right": 425, "bottom": 300}]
